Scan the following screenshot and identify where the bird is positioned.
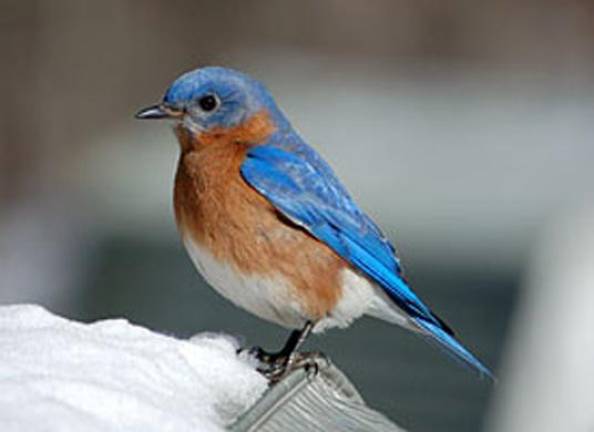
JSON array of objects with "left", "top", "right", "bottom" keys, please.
[{"left": 136, "top": 66, "right": 493, "bottom": 380}]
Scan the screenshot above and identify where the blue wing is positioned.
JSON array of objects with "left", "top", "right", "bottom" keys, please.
[{"left": 240, "top": 138, "right": 492, "bottom": 379}]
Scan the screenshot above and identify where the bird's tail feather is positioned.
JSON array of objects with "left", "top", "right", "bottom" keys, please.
[{"left": 412, "top": 317, "right": 495, "bottom": 381}]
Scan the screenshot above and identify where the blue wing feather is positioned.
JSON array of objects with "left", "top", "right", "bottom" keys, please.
[
  {"left": 241, "top": 145, "right": 399, "bottom": 271},
  {"left": 241, "top": 144, "right": 429, "bottom": 317},
  {"left": 241, "top": 139, "right": 492, "bottom": 378}
]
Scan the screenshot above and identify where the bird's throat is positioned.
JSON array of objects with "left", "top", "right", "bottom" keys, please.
[{"left": 173, "top": 111, "right": 277, "bottom": 153}]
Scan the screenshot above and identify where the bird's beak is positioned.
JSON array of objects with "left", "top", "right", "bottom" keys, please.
[{"left": 135, "top": 104, "right": 182, "bottom": 120}]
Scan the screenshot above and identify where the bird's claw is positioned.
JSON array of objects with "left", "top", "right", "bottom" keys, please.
[
  {"left": 243, "top": 345, "right": 277, "bottom": 364},
  {"left": 295, "top": 351, "right": 328, "bottom": 376},
  {"left": 237, "top": 345, "right": 275, "bottom": 363},
  {"left": 255, "top": 351, "right": 327, "bottom": 383}
]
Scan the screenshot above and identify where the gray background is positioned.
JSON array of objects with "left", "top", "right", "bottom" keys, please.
[{"left": 2, "top": 2, "right": 594, "bottom": 431}]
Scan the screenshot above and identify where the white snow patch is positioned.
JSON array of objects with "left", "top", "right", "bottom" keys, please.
[{"left": 0, "top": 304, "right": 267, "bottom": 432}]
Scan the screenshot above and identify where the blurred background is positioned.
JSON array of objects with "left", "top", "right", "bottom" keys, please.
[{"left": 2, "top": 1, "right": 594, "bottom": 431}]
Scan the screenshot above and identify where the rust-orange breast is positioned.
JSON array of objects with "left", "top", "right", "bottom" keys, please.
[{"left": 173, "top": 116, "right": 345, "bottom": 321}]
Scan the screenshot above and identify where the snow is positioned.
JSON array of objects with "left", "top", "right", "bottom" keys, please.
[{"left": 0, "top": 304, "right": 268, "bottom": 432}]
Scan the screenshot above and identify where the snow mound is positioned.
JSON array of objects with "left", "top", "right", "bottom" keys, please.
[{"left": 0, "top": 304, "right": 267, "bottom": 432}]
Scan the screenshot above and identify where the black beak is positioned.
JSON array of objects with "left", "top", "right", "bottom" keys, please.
[{"left": 135, "top": 104, "right": 179, "bottom": 120}]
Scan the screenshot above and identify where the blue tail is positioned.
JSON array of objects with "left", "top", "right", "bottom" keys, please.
[{"left": 413, "top": 318, "right": 495, "bottom": 381}]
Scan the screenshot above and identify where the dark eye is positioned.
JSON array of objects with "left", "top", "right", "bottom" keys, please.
[{"left": 198, "top": 94, "right": 218, "bottom": 112}]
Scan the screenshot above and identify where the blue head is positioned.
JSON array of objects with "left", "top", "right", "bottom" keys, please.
[{"left": 136, "top": 66, "right": 288, "bottom": 133}]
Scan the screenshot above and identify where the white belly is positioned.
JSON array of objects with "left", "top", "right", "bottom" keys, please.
[
  {"left": 183, "top": 236, "right": 308, "bottom": 329},
  {"left": 183, "top": 235, "right": 412, "bottom": 333}
]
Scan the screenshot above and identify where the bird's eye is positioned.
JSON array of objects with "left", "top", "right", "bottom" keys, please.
[{"left": 198, "top": 94, "right": 219, "bottom": 112}]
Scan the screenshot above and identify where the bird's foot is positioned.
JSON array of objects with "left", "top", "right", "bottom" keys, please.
[
  {"left": 245, "top": 346, "right": 278, "bottom": 365},
  {"left": 248, "top": 349, "right": 327, "bottom": 383},
  {"left": 243, "top": 346, "right": 291, "bottom": 381},
  {"left": 291, "top": 351, "right": 328, "bottom": 376}
]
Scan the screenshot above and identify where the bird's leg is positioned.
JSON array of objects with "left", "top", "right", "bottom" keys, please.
[
  {"left": 252, "top": 321, "right": 314, "bottom": 380},
  {"left": 252, "top": 321, "right": 313, "bottom": 363}
]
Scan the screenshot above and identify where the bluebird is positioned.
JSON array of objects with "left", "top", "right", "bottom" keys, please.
[{"left": 136, "top": 66, "right": 492, "bottom": 380}]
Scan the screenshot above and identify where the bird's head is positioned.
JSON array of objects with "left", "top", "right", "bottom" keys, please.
[{"left": 136, "top": 67, "right": 287, "bottom": 146}]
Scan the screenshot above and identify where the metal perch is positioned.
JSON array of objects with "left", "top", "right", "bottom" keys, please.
[{"left": 230, "top": 356, "right": 405, "bottom": 432}]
